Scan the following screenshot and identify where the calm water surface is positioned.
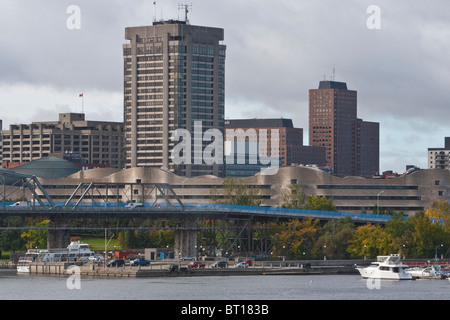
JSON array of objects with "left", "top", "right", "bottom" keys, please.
[{"left": 0, "top": 269, "right": 449, "bottom": 300}]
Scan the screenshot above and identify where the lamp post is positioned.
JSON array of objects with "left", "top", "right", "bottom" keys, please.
[{"left": 435, "top": 244, "right": 443, "bottom": 260}]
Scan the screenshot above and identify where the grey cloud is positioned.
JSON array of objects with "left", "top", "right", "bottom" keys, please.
[{"left": 0, "top": 0, "right": 448, "bottom": 173}]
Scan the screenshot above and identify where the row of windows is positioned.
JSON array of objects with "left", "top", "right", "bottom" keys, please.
[
  {"left": 317, "top": 185, "right": 419, "bottom": 190},
  {"left": 329, "top": 195, "right": 422, "bottom": 201}
]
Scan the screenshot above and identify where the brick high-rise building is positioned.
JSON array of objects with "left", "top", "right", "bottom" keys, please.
[
  {"left": 123, "top": 19, "right": 226, "bottom": 177},
  {"left": 309, "top": 80, "right": 379, "bottom": 177}
]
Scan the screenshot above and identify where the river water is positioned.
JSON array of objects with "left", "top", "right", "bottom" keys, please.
[{"left": 0, "top": 269, "right": 448, "bottom": 300}]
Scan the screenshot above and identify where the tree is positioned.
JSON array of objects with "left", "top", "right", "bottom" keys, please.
[
  {"left": 347, "top": 224, "right": 392, "bottom": 258},
  {"left": 409, "top": 211, "right": 449, "bottom": 258},
  {"left": 426, "top": 200, "right": 450, "bottom": 232},
  {"left": 211, "top": 177, "right": 262, "bottom": 206},
  {"left": 281, "top": 184, "right": 307, "bottom": 209},
  {"left": 280, "top": 184, "right": 337, "bottom": 211},
  {"left": 305, "top": 195, "right": 337, "bottom": 212},
  {"left": 314, "top": 217, "right": 356, "bottom": 259},
  {"left": 426, "top": 200, "right": 450, "bottom": 220},
  {"left": 21, "top": 219, "right": 50, "bottom": 249},
  {"left": 273, "top": 217, "right": 319, "bottom": 259},
  {"left": 0, "top": 217, "right": 27, "bottom": 252},
  {"left": 383, "top": 212, "right": 414, "bottom": 258}
]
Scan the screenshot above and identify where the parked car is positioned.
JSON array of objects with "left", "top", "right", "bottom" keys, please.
[
  {"left": 242, "top": 259, "right": 252, "bottom": 266},
  {"left": 189, "top": 261, "right": 206, "bottom": 268},
  {"left": 181, "top": 256, "right": 196, "bottom": 261},
  {"left": 211, "top": 261, "right": 228, "bottom": 268},
  {"left": 130, "top": 258, "right": 150, "bottom": 266},
  {"left": 88, "top": 255, "right": 105, "bottom": 262},
  {"left": 107, "top": 259, "right": 125, "bottom": 267},
  {"left": 235, "top": 262, "right": 249, "bottom": 268}
]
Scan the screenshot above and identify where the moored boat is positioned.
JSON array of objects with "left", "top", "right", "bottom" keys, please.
[
  {"left": 355, "top": 254, "right": 413, "bottom": 280},
  {"left": 17, "top": 241, "right": 96, "bottom": 273},
  {"left": 406, "top": 265, "right": 444, "bottom": 279}
]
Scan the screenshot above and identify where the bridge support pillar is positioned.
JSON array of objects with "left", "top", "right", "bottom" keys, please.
[
  {"left": 47, "top": 217, "right": 71, "bottom": 249},
  {"left": 174, "top": 218, "right": 197, "bottom": 259}
]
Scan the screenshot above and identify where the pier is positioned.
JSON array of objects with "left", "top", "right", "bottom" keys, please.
[{"left": 20, "top": 259, "right": 364, "bottom": 277}]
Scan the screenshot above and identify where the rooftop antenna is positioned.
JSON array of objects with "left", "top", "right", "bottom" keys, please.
[
  {"left": 332, "top": 66, "right": 336, "bottom": 81},
  {"left": 178, "top": 3, "right": 192, "bottom": 24}
]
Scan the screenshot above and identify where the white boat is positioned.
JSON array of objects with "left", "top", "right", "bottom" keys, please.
[
  {"left": 406, "top": 265, "right": 443, "bottom": 279},
  {"left": 355, "top": 254, "right": 413, "bottom": 280},
  {"left": 17, "top": 241, "right": 96, "bottom": 273}
]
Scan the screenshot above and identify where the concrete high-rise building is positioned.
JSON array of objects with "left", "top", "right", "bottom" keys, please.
[
  {"left": 0, "top": 113, "right": 124, "bottom": 168},
  {"left": 428, "top": 137, "right": 450, "bottom": 170},
  {"left": 224, "top": 118, "right": 325, "bottom": 177},
  {"left": 123, "top": 19, "right": 226, "bottom": 177},
  {"left": 309, "top": 80, "right": 379, "bottom": 177}
]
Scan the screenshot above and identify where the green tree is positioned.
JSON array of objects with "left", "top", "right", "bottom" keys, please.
[
  {"left": 305, "top": 195, "right": 337, "bottom": 212},
  {"left": 280, "top": 184, "right": 337, "bottom": 211},
  {"left": 409, "top": 211, "right": 449, "bottom": 258},
  {"left": 314, "top": 217, "right": 355, "bottom": 259},
  {"left": 281, "top": 184, "right": 307, "bottom": 209},
  {"left": 0, "top": 217, "right": 27, "bottom": 252},
  {"left": 211, "top": 177, "right": 262, "bottom": 206},
  {"left": 384, "top": 212, "right": 414, "bottom": 258},
  {"left": 21, "top": 219, "right": 50, "bottom": 249}
]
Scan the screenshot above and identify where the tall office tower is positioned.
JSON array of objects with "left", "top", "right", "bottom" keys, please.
[
  {"left": 309, "top": 80, "right": 379, "bottom": 177},
  {"left": 123, "top": 19, "right": 226, "bottom": 177}
]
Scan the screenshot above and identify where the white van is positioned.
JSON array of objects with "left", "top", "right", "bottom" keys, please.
[
  {"left": 125, "top": 202, "right": 144, "bottom": 209},
  {"left": 9, "top": 201, "right": 30, "bottom": 207}
]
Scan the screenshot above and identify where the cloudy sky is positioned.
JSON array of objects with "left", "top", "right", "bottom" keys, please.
[{"left": 0, "top": 0, "right": 449, "bottom": 173}]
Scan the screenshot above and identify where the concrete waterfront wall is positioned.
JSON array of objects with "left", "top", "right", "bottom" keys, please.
[
  {"left": 29, "top": 262, "right": 69, "bottom": 274},
  {"left": 24, "top": 259, "right": 366, "bottom": 277}
]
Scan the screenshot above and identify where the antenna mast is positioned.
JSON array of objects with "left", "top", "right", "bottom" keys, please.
[{"left": 178, "top": 3, "right": 192, "bottom": 24}]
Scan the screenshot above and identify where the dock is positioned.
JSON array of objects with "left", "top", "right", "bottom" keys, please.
[{"left": 22, "top": 260, "right": 360, "bottom": 277}]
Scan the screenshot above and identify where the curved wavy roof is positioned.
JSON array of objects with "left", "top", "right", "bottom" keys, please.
[{"left": 10, "top": 157, "right": 80, "bottom": 179}]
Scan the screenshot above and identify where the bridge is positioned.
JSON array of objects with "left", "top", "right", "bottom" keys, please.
[
  {"left": 0, "top": 202, "right": 392, "bottom": 257},
  {"left": 0, "top": 169, "right": 393, "bottom": 258}
]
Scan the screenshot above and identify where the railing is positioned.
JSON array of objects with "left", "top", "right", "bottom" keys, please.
[{"left": 0, "top": 201, "right": 394, "bottom": 223}]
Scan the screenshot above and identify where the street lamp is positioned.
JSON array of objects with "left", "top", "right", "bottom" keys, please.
[
  {"left": 435, "top": 244, "right": 443, "bottom": 260},
  {"left": 377, "top": 191, "right": 384, "bottom": 214}
]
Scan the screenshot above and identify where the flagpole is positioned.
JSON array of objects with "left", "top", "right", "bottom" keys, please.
[{"left": 79, "top": 93, "right": 84, "bottom": 113}]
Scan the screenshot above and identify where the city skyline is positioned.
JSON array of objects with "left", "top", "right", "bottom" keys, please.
[{"left": 0, "top": 1, "right": 449, "bottom": 174}]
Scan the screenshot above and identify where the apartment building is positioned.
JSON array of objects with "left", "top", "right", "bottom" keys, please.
[
  {"left": 0, "top": 113, "right": 124, "bottom": 168},
  {"left": 428, "top": 137, "right": 450, "bottom": 170}
]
